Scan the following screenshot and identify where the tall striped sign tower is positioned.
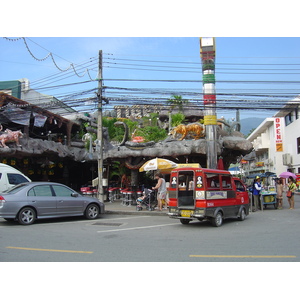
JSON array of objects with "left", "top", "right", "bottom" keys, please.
[{"left": 200, "top": 37, "right": 217, "bottom": 169}]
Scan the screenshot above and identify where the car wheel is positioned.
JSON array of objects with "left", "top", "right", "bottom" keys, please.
[
  {"left": 85, "top": 204, "right": 100, "bottom": 219},
  {"left": 18, "top": 207, "right": 36, "bottom": 225},
  {"left": 211, "top": 211, "right": 223, "bottom": 227},
  {"left": 238, "top": 208, "right": 246, "bottom": 221}
]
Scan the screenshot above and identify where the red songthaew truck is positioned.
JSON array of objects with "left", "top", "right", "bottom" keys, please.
[{"left": 167, "top": 166, "right": 249, "bottom": 227}]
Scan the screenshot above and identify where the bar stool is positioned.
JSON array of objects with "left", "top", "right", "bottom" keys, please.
[
  {"left": 115, "top": 187, "right": 121, "bottom": 200},
  {"left": 126, "top": 191, "right": 134, "bottom": 206},
  {"left": 108, "top": 188, "right": 114, "bottom": 202},
  {"left": 86, "top": 190, "right": 93, "bottom": 197},
  {"left": 113, "top": 187, "right": 121, "bottom": 202},
  {"left": 92, "top": 189, "right": 98, "bottom": 198},
  {"left": 80, "top": 187, "right": 90, "bottom": 195},
  {"left": 121, "top": 189, "right": 128, "bottom": 205}
]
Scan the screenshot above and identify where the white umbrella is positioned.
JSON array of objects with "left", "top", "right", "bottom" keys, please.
[{"left": 139, "top": 158, "right": 177, "bottom": 172}]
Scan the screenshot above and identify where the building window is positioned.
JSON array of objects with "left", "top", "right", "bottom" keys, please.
[
  {"left": 285, "top": 112, "right": 293, "bottom": 126},
  {"left": 297, "top": 137, "right": 300, "bottom": 154}
]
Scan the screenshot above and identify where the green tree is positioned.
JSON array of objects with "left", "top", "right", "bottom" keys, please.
[
  {"left": 133, "top": 126, "right": 167, "bottom": 142},
  {"left": 102, "top": 116, "right": 168, "bottom": 143},
  {"left": 167, "top": 95, "right": 189, "bottom": 112},
  {"left": 102, "top": 117, "right": 138, "bottom": 143},
  {"left": 171, "top": 113, "right": 186, "bottom": 127}
]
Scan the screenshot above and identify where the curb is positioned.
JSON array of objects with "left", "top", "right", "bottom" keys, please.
[{"left": 105, "top": 210, "right": 168, "bottom": 216}]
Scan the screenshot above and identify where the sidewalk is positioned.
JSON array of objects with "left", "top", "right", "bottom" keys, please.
[
  {"left": 104, "top": 194, "right": 300, "bottom": 216},
  {"left": 104, "top": 200, "right": 168, "bottom": 216}
]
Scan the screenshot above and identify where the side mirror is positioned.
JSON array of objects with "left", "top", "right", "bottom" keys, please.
[{"left": 71, "top": 193, "right": 79, "bottom": 197}]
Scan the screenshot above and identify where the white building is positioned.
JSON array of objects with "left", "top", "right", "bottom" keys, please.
[
  {"left": 20, "top": 78, "right": 76, "bottom": 117},
  {"left": 246, "top": 97, "right": 300, "bottom": 178}
]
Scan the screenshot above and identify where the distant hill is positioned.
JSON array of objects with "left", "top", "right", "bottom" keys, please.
[{"left": 240, "top": 117, "right": 265, "bottom": 136}]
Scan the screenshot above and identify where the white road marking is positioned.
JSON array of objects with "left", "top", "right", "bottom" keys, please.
[{"left": 97, "top": 222, "right": 178, "bottom": 233}]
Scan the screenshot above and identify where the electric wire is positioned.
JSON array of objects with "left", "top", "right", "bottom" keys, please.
[{"left": 2, "top": 39, "right": 300, "bottom": 116}]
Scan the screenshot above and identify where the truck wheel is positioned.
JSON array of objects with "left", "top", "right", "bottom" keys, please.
[
  {"left": 211, "top": 212, "right": 223, "bottom": 227},
  {"left": 180, "top": 219, "right": 190, "bottom": 225}
]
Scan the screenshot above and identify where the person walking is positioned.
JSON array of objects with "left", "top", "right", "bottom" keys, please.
[
  {"left": 152, "top": 172, "right": 167, "bottom": 211},
  {"left": 287, "top": 176, "right": 297, "bottom": 209},
  {"left": 252, "top": 176, "right": 262, "bottom": 212},
  {"left": 276, "top": 178, "right": 284, "bottom": 209}
]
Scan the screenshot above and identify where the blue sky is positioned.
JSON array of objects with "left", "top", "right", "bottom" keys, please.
[{"left": 1, "top": 36, "right": 300, "bottom": 120}]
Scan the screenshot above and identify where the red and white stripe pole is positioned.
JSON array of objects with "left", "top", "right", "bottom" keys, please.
[{"left": 200, "top": 37, "right": 217, "bottom": 169}]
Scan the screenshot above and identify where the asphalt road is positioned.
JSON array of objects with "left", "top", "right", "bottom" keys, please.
[{"left": 1, "top": 197, "right": 300, "bottom": 262}]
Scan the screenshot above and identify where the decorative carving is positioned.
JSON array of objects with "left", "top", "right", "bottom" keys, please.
[
  {"left": 170, "top": 123, "right": 205, "bottom": 140},
  {"left": 114, "top": 121, "right": 155, "bottom": 150},
  {"left": 114, "top": 121, "right": 129, "bottom": 146},
  {"left": 0, "top": 125, "right": 23, "bottom": 148},
  {"left": 131, "top": 129, "right": 145, "bottom": 143}
]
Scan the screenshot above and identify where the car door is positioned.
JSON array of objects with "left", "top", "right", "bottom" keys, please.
[
  {"left": 27, "top": 184, "right": 57, "bottom": 217},
  {"left": 234, "top": 179, "right": 249, "bottom": 209},
  {"left": 53, "top": 184, "right": 84, "bottom": 215}
]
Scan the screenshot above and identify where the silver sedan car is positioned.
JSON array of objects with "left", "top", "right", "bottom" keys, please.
[{"left": 0, "top": 182, "right": 105, "bottom": 225}]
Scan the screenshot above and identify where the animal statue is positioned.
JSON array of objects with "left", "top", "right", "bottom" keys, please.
[
  {"left": 170, "top": 123, "right": 205, "bottom": 140},
  {"left": 114, "top": 121, "right": 155, "bottom": 149},
  {"left": 82, "top": 132, "right": 92, "bottom": 143},
  {"left": 217, "top": 118, "right": 241, "bottom": 133},
  {"left": 114, "top": 121, "right": 129, "bottom": 146},
  {"left": 131, "top": 129, "right": 145, "bottom": 143},
  {"left": 0, "top": 127, "right": 23, "bottom": 148}
]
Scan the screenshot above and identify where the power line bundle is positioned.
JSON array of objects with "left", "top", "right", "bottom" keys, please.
[{"left": 2, "top": 37, "right": 300, "bottom": 116}]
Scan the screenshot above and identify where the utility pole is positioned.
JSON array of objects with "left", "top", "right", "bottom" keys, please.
[
  {"left": 200, "top": 37, "right": 217, "bottom": 169},
  {"left": 97, "top": 50, "right": 104, "bottom": 202}
]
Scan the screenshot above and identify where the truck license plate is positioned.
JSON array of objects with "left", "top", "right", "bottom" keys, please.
[{"left": 181, "top": 210, "right": 193, "bottom": 217}]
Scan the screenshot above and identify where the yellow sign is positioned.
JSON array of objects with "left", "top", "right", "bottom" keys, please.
[
  {"left": 204, "top": 115, "right": 217, "bottom": 125},
  {"left": 176, "top": 163, "right": 200, "bottom": 168},
  {"left": 276, "top": 143, "right": 283, "bottom": 152}
]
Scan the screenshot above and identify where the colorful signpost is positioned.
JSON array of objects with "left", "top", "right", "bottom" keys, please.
[{"left": 200, "top": 37, "right": 217, "bottom": 169}]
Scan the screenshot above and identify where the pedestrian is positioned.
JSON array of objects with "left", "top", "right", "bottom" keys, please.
[
  {"left": 152, "top": 172, "right": 167, "bottom": 211},
  {"left": 252, "top": 176, "right": 262, "bottom": 212},
  {"left": 286, "top": 176, "right": 297, "bottom": 209},
  {"left": 276, "top": 178, "right": 284, "bottom": 209}
]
